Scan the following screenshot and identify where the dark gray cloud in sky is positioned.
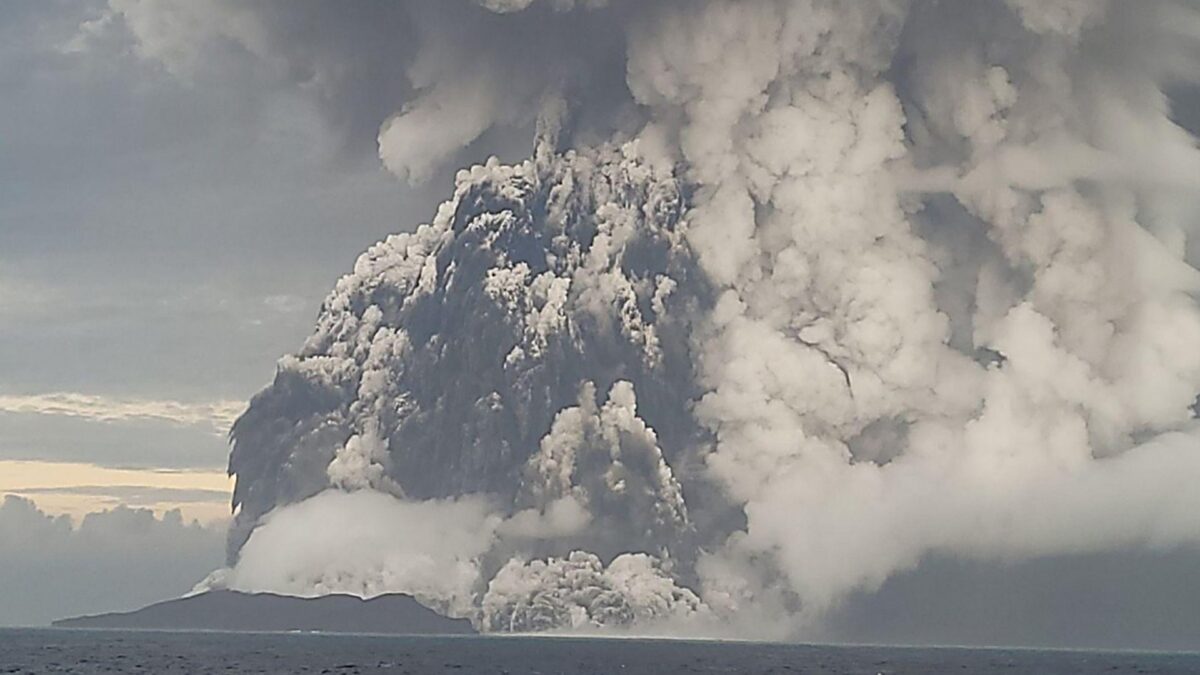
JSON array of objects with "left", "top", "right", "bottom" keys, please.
[{"left": 1, "top": 1, "right": 430, "bottom": 392}]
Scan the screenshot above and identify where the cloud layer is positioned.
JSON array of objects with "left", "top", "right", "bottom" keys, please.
[
  {"left": 0, "top": 459, "right": 233, "bottom": 522},
  {"left": 0, "top": 392, "right": 243, "bottom": 434}
]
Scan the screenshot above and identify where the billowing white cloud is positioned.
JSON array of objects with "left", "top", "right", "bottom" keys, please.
[
  {"left": 202, "top": 490, "right": 501, "bottom": 618},
  {"left": 624, "top": 0, "right": 1200, "bottom": 625},
  {"left": 482, "top": 551, "right": 711, "bottom": 634}
]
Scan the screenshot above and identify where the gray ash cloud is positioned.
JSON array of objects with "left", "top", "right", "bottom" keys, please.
[{"left": 90, "top": 0, "right": 1200, "bottom": 636}]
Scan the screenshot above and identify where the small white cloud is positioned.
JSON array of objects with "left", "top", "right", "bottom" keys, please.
[
  {"left": 262, "top": 294, "right": 308, "bottom": 314},
  {"left": 0, "top": 392, "right": 244, "bottom": 435}
]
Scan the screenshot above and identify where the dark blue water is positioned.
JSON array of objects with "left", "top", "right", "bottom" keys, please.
[{"left": 1, "top": 629, "right": 1198, "bottom": 674}]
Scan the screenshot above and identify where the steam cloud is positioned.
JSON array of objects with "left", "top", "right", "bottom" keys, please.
[{"left": 101, "top": 0, "right": 1200, "bottom": 636}]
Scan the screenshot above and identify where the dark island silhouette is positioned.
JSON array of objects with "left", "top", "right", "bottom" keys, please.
[{"left": 52, "top": 590, "right": 476, "bottom": 635}]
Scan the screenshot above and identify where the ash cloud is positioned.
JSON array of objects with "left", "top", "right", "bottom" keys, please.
[
  {"left": 91, "top": 0, "right": 638, "bottom": 177},
  {"left": 94, "top": 0, "right": 1200, "bottom": 640}
]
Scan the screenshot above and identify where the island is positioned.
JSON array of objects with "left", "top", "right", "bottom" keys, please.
[{"left": 52, "top": 590, "right": 476, "bottom": 635}]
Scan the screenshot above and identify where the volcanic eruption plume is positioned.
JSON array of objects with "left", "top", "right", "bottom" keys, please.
[{"left": 102, "top": 0, "right": 1200, "bottom": 636}]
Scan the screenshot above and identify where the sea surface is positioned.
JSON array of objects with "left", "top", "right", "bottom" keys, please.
[{"left": 1, "top": 629, "right": 1198, "bottom": 674}]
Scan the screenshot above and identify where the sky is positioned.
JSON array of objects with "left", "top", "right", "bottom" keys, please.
[
  {"left": 2, "top": 0, "right": 1200, "bottom": 645},
  {"left": 0, "top": 0, "right": 430, "bottom": 520},
  {"left": 0, "top": 0, "right": 442, "bottom": 624}
]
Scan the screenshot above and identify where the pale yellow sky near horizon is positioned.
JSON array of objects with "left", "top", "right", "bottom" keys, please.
[
  {"left": 0, "top": 460, "right": 233, "bottom": 524},
  {"left": 0, "top": 390, "right": 241, "bottom": 525}
]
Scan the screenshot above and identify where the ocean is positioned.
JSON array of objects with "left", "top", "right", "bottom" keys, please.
[{"left": 1, "top": 629, "right": 1198, "bottom": 674}]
